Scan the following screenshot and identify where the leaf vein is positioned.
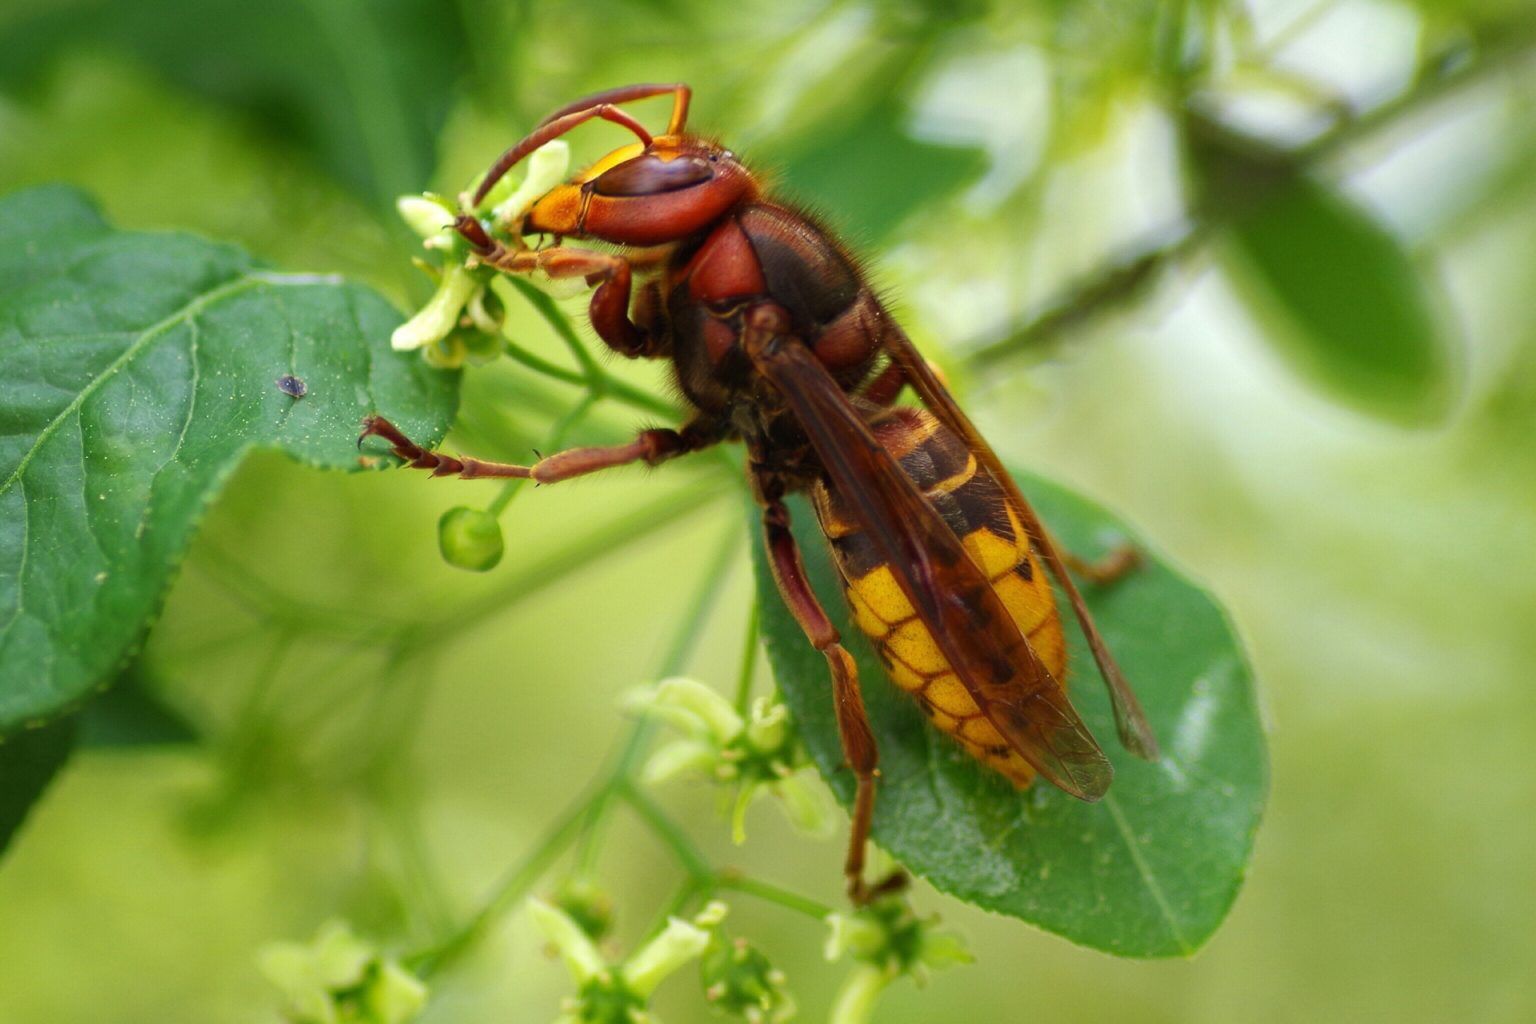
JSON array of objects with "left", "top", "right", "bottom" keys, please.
[
  {"left": 0, "top": 273, "right": 259, "bottom": 500},
  {"left": 1104, "top": 794, "right": 1192, "bottom": 953},
  {"left": 164, "top": 314, "right": 202, "bottom": 471}
]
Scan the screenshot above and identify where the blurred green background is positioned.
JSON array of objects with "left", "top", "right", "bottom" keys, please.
[{"left": 1, "top": 0, "right": 1534, "bottom": 1020}]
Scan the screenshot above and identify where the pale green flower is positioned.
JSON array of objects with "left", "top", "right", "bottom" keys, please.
[
  {"left": 392, "top": 262, "right": 481, "bottom": 352},
  {"left": 259, "top": 920, "right": 427, "bottom": 1024},
  {"left": 822, "top": 896, "right": 973, "bottom": 1024},
  {"left": 530, "top": 898, "right": 727, "bottom": 1024},
  {"left": 627, "top": 678, "right": 831, "bottom": 844},
  {"left": 484, "top": 139, "right": 571, "bottom": 226},
  {"left": 395, "top": 193, "right": 457, "bottom": 249},
  {"left": 391, "top": 140, "right": 574, "bottom": 355},
  {"left": 700, "top": 934, "right": 796, "bottom": 1023}
]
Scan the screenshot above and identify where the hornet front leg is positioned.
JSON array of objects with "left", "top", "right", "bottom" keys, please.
[{"left": 456, "top": 217, "right": 668, "bottom": 358}]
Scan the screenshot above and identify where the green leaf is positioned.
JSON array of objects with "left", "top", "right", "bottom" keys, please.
[
  {"left": 0, "top": 0, "right": 466, "bottom": 207},
  {"left": 750, "top": 471, "right": 1266, "bottom": 957},
  {"left": 0, "top": 717, "right": 76, "bottom": 862},
  {"left": 1188, "top": 120, "right": 1454, "bottom": 423},
  {"left": 0, "top": 184, "right": 456, "bottom": 733}
]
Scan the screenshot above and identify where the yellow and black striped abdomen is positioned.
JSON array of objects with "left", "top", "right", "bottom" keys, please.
[{"left": 810, "top": 407, "right": 1066, "bottom": 786}]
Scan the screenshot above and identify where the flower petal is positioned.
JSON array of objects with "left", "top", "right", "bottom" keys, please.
[
  {"left": 365, "top": 960, "right": 430, "bottom": 1024},
  {"left": 645, "top": 677, "right": 744, "bottom": 744},
  {"left": 621, "top": 916, "right": 712, "bottom": 997},
  {"left": 396, "top": 194, "right": 455, "bottom": 242},
  {"left": 528, "top": 897, "right": 607, "bottom": 984},
  {"left": 642, "top": 739, "right": 719, "bottom": 785},
  {"left": 744, "top": 697, "right": 789, "bottom": 752},
  {"left": 392, "top": 267, "right": 479, "bottom": 351},
  {"left": 490, "top": 141, "right": 572, "bottom": 224},
  {"left": 772, "top": 772, "right": 833, "bottom": 838}
]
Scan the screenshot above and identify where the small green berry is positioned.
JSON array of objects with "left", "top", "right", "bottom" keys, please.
[{"left": 438, "top": 506, "right": 504, "bottom": 572}]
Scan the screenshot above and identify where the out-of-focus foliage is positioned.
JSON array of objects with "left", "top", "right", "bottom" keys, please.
[
  {"left": 0, "top": 0, "right": 465, "bottom": 207},
  {"left": 1187, "top": 117, "right": 1453, "bottom": 422},
  {"left": 0, "top": 0, "right": 1534, "bottom": 1021},
  {"left": 0, "top": 718, "right": 74, "bottom": 858}
]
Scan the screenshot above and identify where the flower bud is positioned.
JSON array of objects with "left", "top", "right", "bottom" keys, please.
[
  {"left": 529, "top": 897, "right": 607, "bottom": 985},
  {"left": 395, "top": 193, "right": 456, "bottom": 245},
  {"left": 364, "top": 961, "right": 429, "bottom": 1024},
  {"left": 630, "top": 677, "right": 745, "bottom": 744}
]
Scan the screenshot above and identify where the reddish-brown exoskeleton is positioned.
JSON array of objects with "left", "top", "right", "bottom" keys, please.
[{"left": 363, "top": 83, "right": 1159, "bottom": 903}]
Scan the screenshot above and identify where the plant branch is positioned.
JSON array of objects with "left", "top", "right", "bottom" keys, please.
[
  {"left": 573, "top": 526, "right": 741, "bottom": 870},
  {"left": 508, "top": 277, "right": 605, "bottom": 386},
  {"left": 966, "top": 30, "right": 1536, "bottom": 368},
  {"left": 714, "top": 870, "right": 834, "bottom": 921},
  {"left": 620, "top": 781, "right": 715, "bottom": 883},
  {"left": 406, "top": 783, "right": 605, "bottom": 975},
  {"left": 414, "top": 481, "right": 727, "bottom": 641},
  {"left": 496, "top": 277, "right": 679, "bottom": 420},
  {"left": 411, "top": 527, "right": 739, "bottom": 973}
]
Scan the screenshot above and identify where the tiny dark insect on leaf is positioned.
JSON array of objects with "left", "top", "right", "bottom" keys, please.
[{"left": 275, "top": 374, "right": 307, "bottom": 398}]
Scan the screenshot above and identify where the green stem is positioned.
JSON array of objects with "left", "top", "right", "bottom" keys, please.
[
  {"left": 503, "top": 276, "right": 680, "bottom": 418},
  {"left": 193, "top": 541, "right": 406, "bottom": 640},
  {"left": 713, "top": 871, "right": 834, "bottom": 921},
  {"left": 620, "top": 786, "right": 835, "bottom": 922},
  {"left": 649, "top": 877, "right": 707, "bottom": 934},
  {"left": 621, "top": 525, "right": 739, "bottom": 775},
  {"left": 406, "top": 785, "right": 606, "bottom": 976},
  {"left": 502, "top": 337, "right": 677, "bottom": 420},
  {"left": 733, "top": 598, "right": 761, "bottom": 714},
  {"left": 486, "top": 394, "right": 596, "bottom": 517},
  {"left": 502, "top": 338, "right": 587, "bottom": 388},
  {"left": 416, "top": 483, "right": 725, "bottom": 641},
  {"left": 412, "top": 526, "right": 739, "bottom": 973},
  {"left": 619, "top": 782, "right": 714, "bottom": 883},
  {"left": 572, "top": 526, "right": 740, "bottom": 870},
  {"left": 508, "top": 277, "right": 605, "bottom": 385}
]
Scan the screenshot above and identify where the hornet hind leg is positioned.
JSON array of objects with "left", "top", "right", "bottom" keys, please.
[{"left": 759, "top": 488, "right": 899, "bottom": 904}]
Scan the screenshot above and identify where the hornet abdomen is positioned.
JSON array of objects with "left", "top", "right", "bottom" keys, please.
[{"left": 811, "top": 407, "right": 1067, "bottom": 786}]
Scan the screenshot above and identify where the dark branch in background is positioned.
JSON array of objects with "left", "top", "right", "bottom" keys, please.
[{"left": 965, "top": 27, "right": 1536, "bottom": 369}]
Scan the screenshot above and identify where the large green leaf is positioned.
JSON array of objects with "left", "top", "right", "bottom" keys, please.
[
  {"left": 1187, "top": 119, "right": 1454, "bottom": 423},
  {"left": 751, "top": 471, "right": 1265, "bottom": 957},
  {"left": 0, "top": 184, "right": 456, "bottom": 733},
  {"left": 1222, "top": 176, "right": 1453, "bottom": 422},
  {"left": 0, "top": 0, "right": 465, "bottom": 207}
]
